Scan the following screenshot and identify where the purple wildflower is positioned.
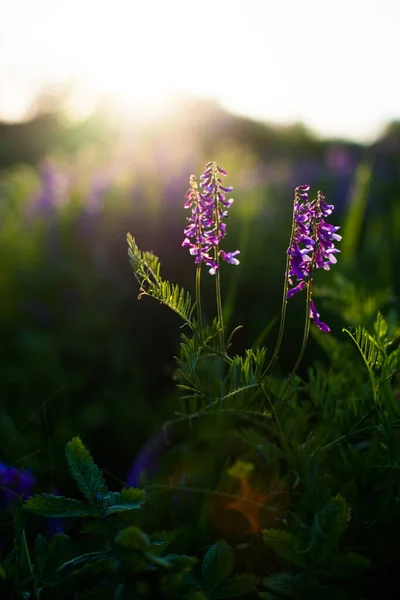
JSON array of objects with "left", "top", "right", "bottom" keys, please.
[
  {"left": 286, "top": 186, "right": 341, "bottom": 332},
  {"left": 312, "top": 192, "right": 342, "bottom": 271},
  {"left": 0, "top": 462, "right": 35, "bottom": 504},
  {"left": 182, "top": 162, "right": 239, "bottom": 274},
  {"left": 286, "top": 185, "right": 314, "bottom": 298}
]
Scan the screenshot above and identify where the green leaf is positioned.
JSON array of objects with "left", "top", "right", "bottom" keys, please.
[
  {"left": 57, "top": 550, "right": 113, "bottom": 579},
  {"left": 127, "top": 234, "right": 195, "bottom": 326},
  {"left": 305, "top": 495, "right": 351, "bottom": 564},
  {"left": 24, "top": 494, "right": 103, "bottom": 518},
  {"left": 149, "top": 530, "right": 180, "bottom": 556},
  {"left": 201, "top": 541, "right": 234, "bottom": 590},
  {"left": 35, "top": 533, "right": 73, "bottom": 580},
  {"left": 0, "top": 562, "right": 8, "bottom": 581},
  {"left": 262, "top": 572, "right": 298, "bottom": 596},
  {"left": 150, "top": 553, "right": 197, "bottom": 572},
  {"left": 262, "top": 529, "right": 305, "bottom": 567},
  {"left": 316, "top": 551, "right": 371, "bottom": 579},
  {"left": 105, "top": 503, "right": 143, "bottom": 515},
  {"left": 0, "top": 555, "right": 17, "bottom": 581},
  {"left": 374, "top": 311, "right": 388, "bottom": 345},
  {"left": 116, "top": 526, "right": 150, "bottom": 552},
  {"left": 343, "top": 326, "right": 383, "bottom": 402},
  {"left": 208, "top": 574, "right": 259, "bottom": 598},
  {"left": 65, "top": 437, "right": 107, "bottom": 503},
  {"left": 103, "top": 487, "right": 144, "bottom": 515}
]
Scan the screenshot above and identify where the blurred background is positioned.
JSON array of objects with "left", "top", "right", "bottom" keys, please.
[{"left": 1, "top": 0, "right": 399, "bottom": 494}]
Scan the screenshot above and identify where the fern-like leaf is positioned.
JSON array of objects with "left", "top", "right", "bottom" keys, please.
[
  {"left": 343, "top": 326, "right": 384, "bottom": 402},
  {"left": 127, "top": 234, "right": 195, "bottom": 326}
]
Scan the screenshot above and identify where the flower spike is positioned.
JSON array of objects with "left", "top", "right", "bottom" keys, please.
[
  {"left": 286, "top": 186, "right": 340, "bottom": 332},
  {"left": 183, "top": 162, "right": 240, "bottom": 274}
]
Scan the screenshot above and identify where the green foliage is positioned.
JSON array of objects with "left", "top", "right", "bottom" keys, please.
[
  {"left": 201, "top": 541, "right": 259, "bottom": 598},
  {"left": 123, "top": 221, "right": 400, "bottom": 599},
  {"left": 202, "top": 541, "right": 235, "bottom": 588},
  {"left": 343, "top": 312, "right": 399, "bottom": 407},
  {"left": 24, "top": 494, "right": 104, "bottom": 518},
  {"left": 127, "top": 233, "right": 196, "bottom": 326},
  {"left": 313, "top": 273, "right": 393, "bottom": 326},
  {"left": 340, "top": 160, "right": 373, "bottom": 268},
  {"left": 65, "top": 436, "right": 108, "bottom": 503},
  {"left": 3, "top": 153, "right": 400, "bottom": 600},
  {"left": 1, "top": 437, "right": 208, "bottom": 598}
]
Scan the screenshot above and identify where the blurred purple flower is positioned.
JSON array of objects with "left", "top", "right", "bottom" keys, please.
[
  {"left": 126, "top": 430, "right": 168, "bottom": 487},
  {"left": 29, "top": 159, "right": 70, "bottom": 216},
  {"left": 325, "top": 145, "right": 354, "bottom": 174},
  {"left": 86, "top": 172, "right": 112, "bottom": 215},
  {"left": 0, "top": 462, "right": 35, "bottom": 504}
]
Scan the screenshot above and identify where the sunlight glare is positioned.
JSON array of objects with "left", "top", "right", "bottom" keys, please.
[{"left": 0, "top": 0, "right": 399, "bottom": 139}]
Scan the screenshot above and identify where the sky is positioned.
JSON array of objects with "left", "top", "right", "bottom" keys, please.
[{"left": 0, "top": 0, "right": 399, "bottom": 142}]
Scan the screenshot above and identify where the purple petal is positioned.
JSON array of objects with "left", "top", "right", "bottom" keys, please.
[
  {"left": 220, "top": 250, "right": 240, "bottom": 265},
  {"left": 286, "top": 280, "right": 306, "bottom": 299},
  {"left": 310, "top": 300, "right": 330, "bottom": 332},
  {"left": 220, "top": 198, "right": 234, "bottom": 208}
]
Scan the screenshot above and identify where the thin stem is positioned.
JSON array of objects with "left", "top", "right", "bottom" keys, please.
[
  {"left": 200, "top": 346, "right": 233, "bottom": 364},
  {"left": 279, "top": 279, "right": 313, "bottom": 403},
  {"left": 212, "top": 165, "right": 225, "bottom": 352},
  {"left": 215, "top": 261, "right": 225, "bottom": 352},
  {"left": 260, "top": 385, "right": 285, "bottom": 445},
  {"left": 162, "top": 408, "right": 273, "bottom": 438},
  {"left": 261, "top": 197, "right": 297, "bottom": 380},
  {"left": 195, "top": 265, "right": 203, "bottom": 341}
]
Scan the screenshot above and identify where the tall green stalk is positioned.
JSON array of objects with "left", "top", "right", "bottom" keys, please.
[
  {"left": 278, "top": 277, "right": 313, "bottom": 404},
  {"left": 215, "top": 244, "right": 225, "bottom": 353},
  {"left": 195, "top": 264, "right": 203, "bottom": 342},
  {"left": 261, "top": 195, "right": 297, "bottom": 380},
  {"left": 212, "top": 165, "right": 225, "bottom": 353}
]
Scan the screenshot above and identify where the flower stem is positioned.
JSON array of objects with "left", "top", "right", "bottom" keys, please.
[
  {"left": 260, "top": 385, "right": 284, "bottom": 442},
  {"left": 261, "top": 199, "right": 296, "bottom": 380},
  {"left": 279, "top": 278, "right": 313, "bottom": 404},
  {"left": 195, "top": 265, "right": 203, "bottom": 341},
  {"left": 215, "top": 252, "right": 225, "bottom": 353},
  {"left": 213, "top": 165, "right": 225, "bottom": 353}
]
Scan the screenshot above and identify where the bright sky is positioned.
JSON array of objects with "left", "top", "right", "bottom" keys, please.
[{"left": 0, "top": 0, "right": 399, "bottom": 141}]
